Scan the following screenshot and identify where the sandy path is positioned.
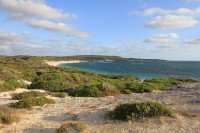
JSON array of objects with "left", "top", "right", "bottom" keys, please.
[{"left": 0, "top": 83, "right": 200, "bottom": 133}]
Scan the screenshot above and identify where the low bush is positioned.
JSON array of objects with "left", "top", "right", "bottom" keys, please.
[
  {"left": 98, "top": 82, "right": 121, "bottom": 96},
  {"left": 12, "top": 91, "right": 47, "bottom": 100},
  {"left": 57, "top": 121, "right": 87, "bottom": 133},
  {"left": 68, "top": 82, "right": 121, "bottom": 97},
  {"left": 28, "top": 73, "right": 71, "bottom": 92},
  {"left": 10, "top": 97, "right": 55, "bottom": 108},
  {"left": 0, "top": 79, "right": 23, "bottom": 92},
  {"left": 106, "top": 101, "right": 172, "bottom": 121},
  {"left": 0, "top": 106, "right": 19, "bottom": 124},
  {"left": 125, "top": 82, "right": 153, "bottom": 93},
  {"left": 68, "top": 85, "right": 101, "bottom": 97}
]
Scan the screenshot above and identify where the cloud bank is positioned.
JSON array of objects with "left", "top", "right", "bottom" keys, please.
[
  {"left": 0, "top": 0, "right": 90, "bottom": 38},
  {"left": 132, "top": 7, "right": 200, "bottom": 29}
]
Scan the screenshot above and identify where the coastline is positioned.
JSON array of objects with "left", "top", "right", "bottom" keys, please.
[{"left": 44, "top": 60, "right": 86, "bottom": 66}]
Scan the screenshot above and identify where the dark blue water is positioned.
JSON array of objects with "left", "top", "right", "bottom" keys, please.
[{"left": 59, "top": 61, "right": 200, "bottom": 80}]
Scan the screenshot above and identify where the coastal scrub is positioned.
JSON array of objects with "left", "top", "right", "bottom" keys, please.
[
  {"left": 12, "top": 91, "right": 47, "bottom": 100},
  {"left": 106, "top": 101, "right": 172, "bottom": 121},
  {"left": 10, "top": 97, "right": 55, "bottom": 108},
  {"left": 0, "top": 79, "right": 23, "bottom": 92}
]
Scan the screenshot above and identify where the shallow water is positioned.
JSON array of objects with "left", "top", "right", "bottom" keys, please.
[{"left": 59, "top": 61, "right": 200, "bottom": 80}]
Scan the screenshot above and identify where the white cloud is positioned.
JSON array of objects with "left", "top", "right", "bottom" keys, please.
[
  {"left": 0, "top": 0, "right": 77, "bottom": 20},
  {"left": 27, "top": 20, "right": 91, "bottom": 38},
  {"left": 132, "top": 7, "right": 200, "bottom": 29},
  {"left": 144, "top": 33, "right": 179, "bottom": 43},
  {"left": 131, "top": 7, "right": 200, "bottom": 16},
  {"left": 0, "top": 29, "right": 24, "bottom": 45},
  {"left": 145, "top": 15, "right": 198, "bottom": 29},
  {"left": 0, "top": 0, "right": 91, "bottom": 39},
  {"left": 184, "top": 38, "right": 200, "bottom": 45}
]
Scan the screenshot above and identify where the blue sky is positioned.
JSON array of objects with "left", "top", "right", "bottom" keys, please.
[{"left": 0, "top": 0, "right": 200, "bottom": 60}]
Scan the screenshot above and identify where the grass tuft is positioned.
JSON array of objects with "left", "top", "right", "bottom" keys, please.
[
  {"left": 57, "top": 121, "right": 87, "bottom": 133},
  {"left": 0, "top": 106, "right": 19, "bottom": 124}
]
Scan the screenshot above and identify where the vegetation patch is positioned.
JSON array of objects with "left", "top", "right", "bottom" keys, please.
[
  {"left": 0, "top": 106, "right": 19, "bottom": 124},
  {"left": 68, "top": 82, "right": 121, "bottom": 97},
  {"left": 143, "top": 78, "right": 198, "bottom": 90},
  {"left": 0, "top": 56, "right": 198, "bottom": 97},
  {"left": 0, "top": 67, "right": 22, "bottom": 81},
  {"left": 57, "top": 121, "right": 88, "bottom": 133},
  {"left": 10, "top": 97, "right": 55, "bottom": 108},
  {"left": 12, "top": 91, "right": 47, "bottom": 100},
  {"left": 106, "top": 101, "right": 172, "bottom": 121},
  {"left": 0, "top": 79, "right": 24, "bottom": 92},
  {"left": 28, "top": 73, "right": 72, "bottom": 92},
  {"left": 29, "top": 72, "right": 198, "bottom": 97}
]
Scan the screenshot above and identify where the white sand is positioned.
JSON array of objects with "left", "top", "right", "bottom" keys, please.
[
  {"left": 44, "top": 60, "right": 87, "bottom": 66},
  {"left": 0, "top": 83, "right": 200, "bottom": 133}
]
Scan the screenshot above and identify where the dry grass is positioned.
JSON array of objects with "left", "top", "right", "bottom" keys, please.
[
  {"left": 179, "top": 112, "right": 199, "bottom": 118},
  {"left": 0, "top": 106, "right": 19, "bottom": 124},
  {"left": 57, "top": 121, "right": 88, "bottom": 133}
]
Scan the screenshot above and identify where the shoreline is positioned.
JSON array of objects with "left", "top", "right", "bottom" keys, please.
[{"left": 44, "top": 60, "right": 87, "bottom": 66}]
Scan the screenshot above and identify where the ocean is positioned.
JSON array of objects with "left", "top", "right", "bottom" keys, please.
[{"left": 58, "top": 61, "right": 200, "bottom": 80}]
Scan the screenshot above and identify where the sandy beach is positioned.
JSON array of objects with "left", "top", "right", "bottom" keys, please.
[{"left": 44, "top": 60, "right": 86, "bottom": 67}]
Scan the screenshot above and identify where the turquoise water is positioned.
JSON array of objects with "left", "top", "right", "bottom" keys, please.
[{"left": 59, "top": 61, "right": 200, "bottom": 80}]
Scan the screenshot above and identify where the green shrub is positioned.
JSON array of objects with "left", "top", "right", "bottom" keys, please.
[
  {"left": 0, "top": 79, "right": 23, "bottom": 92},
  {"left": 12, "top": 91, "right": 47, "bottom": 100},
  {"left": 123, "top": 89, "right": 133, "bottom": 94},
  {"left": 3, "top": 79, "right": 21, "bottom": 89},
  {"left": 57, "top": 121, "right": 87, "bottom": 133},
  {"left": 28, "top": 73, "right": 71, "bottom": 92},
  {"left": 141, "top": 78, "right": 198, "bottom": 91},
  {"left": 125, "top": 82, "right": 153, "bottom": 93},
  {"left": 10, "top": 97, "right": 55, "bottom": 108},
  {"left": 68, "top": 85, "right": 102, "bottom": 97},
  {"left": 97, "top": 82, "right": 121, "bottom": 96},
  {"left": 0, "top": 106, "right": 19, "bottom": 124},
  {"left": 48, "top": 92, "right": 66, "bottom": 98},
  {"left": 106, "top": 102, "right": 172, "bottom": 121}
]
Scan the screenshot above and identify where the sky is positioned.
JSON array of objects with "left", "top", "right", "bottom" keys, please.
[{"left": 0, "top": 0, "right": 200, "bottom": 60}]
